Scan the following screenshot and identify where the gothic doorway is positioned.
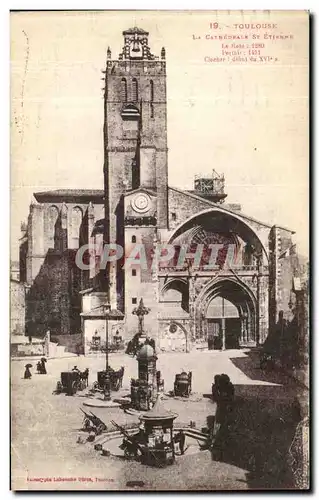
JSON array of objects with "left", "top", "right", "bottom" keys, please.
[
  {"left": 196, "top": 278, "right": 257, "bottom": 349},
  {"left": 206, "top": 297, "right": 241, "bottom": 349}
]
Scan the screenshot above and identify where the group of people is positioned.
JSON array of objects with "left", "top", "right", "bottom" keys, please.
[
  {"left": 125, "top": 334, "right": 156, "bottom": 357},
  {"left": 72, "top": 365, "right": 90, "bottom": 387},
  {"left": 24, "top": 358, "right": 47, "bottom": 379}
]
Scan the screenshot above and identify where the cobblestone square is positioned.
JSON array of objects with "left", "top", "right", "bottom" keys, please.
[{"left": 11, "top": 349, "right": 303, "bottom": 490}]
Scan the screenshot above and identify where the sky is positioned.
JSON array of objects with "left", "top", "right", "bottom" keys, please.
[{"left": 10, "top": 10, "right": 309, "bottom": 259}]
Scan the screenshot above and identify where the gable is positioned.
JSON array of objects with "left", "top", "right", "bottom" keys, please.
[
  {"left": 168, "top": 187, "right": 219, "bottom": 230},
  {"left": 124, "top": 188, "right": 157, "bottom": 218},
  {"left": 168, "top": 186, "right": 293, "bottom": 236}
]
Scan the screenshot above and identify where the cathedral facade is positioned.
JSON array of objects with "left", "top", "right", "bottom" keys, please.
[{"left": 20, "top": 27, "right": 296, "bottom": 353}]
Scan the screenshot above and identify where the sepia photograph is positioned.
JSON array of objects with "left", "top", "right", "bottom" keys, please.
[{"left": 10, "top": 10, "right": 309, "bottom": 491}]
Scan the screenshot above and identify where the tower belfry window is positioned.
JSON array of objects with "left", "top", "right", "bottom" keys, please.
[
  {"left": 121, "top": 78, "right": 127, "bottom": 102},
  {"left": 132, "top": 78, "right": 138, "bottom": 102}
]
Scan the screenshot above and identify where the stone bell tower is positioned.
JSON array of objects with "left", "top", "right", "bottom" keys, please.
[{"left": 103, "top": 27, "right": 169, "bottom": 308}]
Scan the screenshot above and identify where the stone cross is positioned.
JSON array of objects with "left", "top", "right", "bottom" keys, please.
[{"left": 132, "top": 298, "right": 150, "bottom": 335}]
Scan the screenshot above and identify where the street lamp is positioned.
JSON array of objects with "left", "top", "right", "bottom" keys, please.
[{"left": 103, "top": 306, "right": 125, "bottom": 401}]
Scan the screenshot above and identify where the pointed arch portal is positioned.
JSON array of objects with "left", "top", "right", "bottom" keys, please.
[
  {"left": 158, "top": 208, "right": 269, "bottom": 349},
  {"left": 195, "top": 277, "right": 257, "bottom": 349},
  {"left": 168, "top": 207, "right": 269, "bottom": 268}
]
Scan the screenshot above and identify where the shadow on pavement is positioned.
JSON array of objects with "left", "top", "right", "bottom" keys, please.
[
  {"left": 230, "top": 349, "right": 293, "bottom": 386},
  {"left": 208, "top": 350, "right": 303, "bottom": 489}
]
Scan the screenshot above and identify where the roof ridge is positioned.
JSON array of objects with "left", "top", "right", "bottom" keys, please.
[{"left": 168, "top": 186, "right": 294, "bottom": 233}]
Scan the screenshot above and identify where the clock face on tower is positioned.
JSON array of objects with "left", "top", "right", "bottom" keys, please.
[{"left": 131, "top": 193, "right": 150, "bottom": 213}]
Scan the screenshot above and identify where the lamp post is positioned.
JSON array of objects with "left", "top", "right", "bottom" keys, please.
[
  {"left": 103, "top": 304, "right": 111, "bottom": 401},
  {"left": 103, "top": 306, "right": 125, "bottom": 401}
]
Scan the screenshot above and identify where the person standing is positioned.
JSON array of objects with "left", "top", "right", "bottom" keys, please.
[
  {"left": 40, "top": 358, "right": 47, "bottom": 374},
  {"left": 24, "top": 364, "right": 32, "bottom": 379}
]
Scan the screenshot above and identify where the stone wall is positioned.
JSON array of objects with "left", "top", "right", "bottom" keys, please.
[
  {"left": 51, "top": 333, "right": 82, "bottom": 354},
  {"left": 268, "top": 225, "right": 295, "bottom": 329},
  {"left": 21, "top": 199, "right": 101, "bottom": 337},
  {"left": 10, "top": 281, "right": 25, "bottom": 335},
  {"left": 158, "top": 320, "right": 191, "bottom": 352},
  {"left": 277, "top": 228, "right": 295, "bottom": 316},
  {"left": 25, "top": 249, "right": 82, "bottom": 337},
  {"left": 168, "top": 187, "right": 213, "bottom": 232},
  {"left": 10, "top": 339, "right": 44, "bottom": 357}
]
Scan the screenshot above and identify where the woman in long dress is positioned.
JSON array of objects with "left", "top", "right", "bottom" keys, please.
[{"left": 24, "top": 364, "right": 32, "bottom": 379}]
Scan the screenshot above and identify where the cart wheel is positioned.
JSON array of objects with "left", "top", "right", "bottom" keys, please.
[
  {"left": 96, "top": 424, "right": 105, "bottom": 436},
  {"left": 83, "top": 418, "right": 91, "bottom": 430},
  {"left": 56, "top": 381, "right": 63, "bottom": 394}
]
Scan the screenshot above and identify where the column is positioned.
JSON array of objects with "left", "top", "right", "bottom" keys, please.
[
  {"left": 256, "top": 257, "right": 264, "bottom": 346},
  {"left": 221, "top": 318, "right": 226, "bottom": 351},
  {"left": 188, "top": 275, "right": 196, "bottom": 341},
  {"left": 247, "top": 315, "right": 252, "bottom": 343},
  {"left": 240, "top": 316, "right": 244, "bottom": 345}
]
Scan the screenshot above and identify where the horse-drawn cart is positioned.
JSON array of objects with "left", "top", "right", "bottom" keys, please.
[
  {"left": 93, "top": 367, "right": 124, "bottom": 392},
  {"left": 55, "top": 370, "right": 86, "bottom": 396},
  {"left": 174, "top": 371, "right": 192, "bottom": 397}
]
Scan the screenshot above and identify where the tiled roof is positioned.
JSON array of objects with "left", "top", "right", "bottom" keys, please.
[
  {"left": 140, "top": 397, "right": 177, "bottom": 422},
  {"left": 34, "top": 189, "right": 104, "bottom": 203}
]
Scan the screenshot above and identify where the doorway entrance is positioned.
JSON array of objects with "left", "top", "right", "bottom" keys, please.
[
  {"left": 196, "top": 278, "right": 257, "bottom": 349},
  {"left": 207, "top": 318, "right": 241, "bottom": 350},
  {"left": 206, "top": 297, "right": 240, "bottom": 350}
]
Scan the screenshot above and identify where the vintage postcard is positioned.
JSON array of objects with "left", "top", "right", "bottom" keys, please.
[{"left": 10, "top": 10, "right": 309, "bottom": 491}]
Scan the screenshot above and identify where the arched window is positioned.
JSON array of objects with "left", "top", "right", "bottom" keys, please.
[
  {"left": 47, "top": 205, "right": 59, "bottom": 246},
  {"left": 71, "top": 206, "right": 83, "bottom": 248},
  {"left": 121, "top": 78, "right": 127, "bottom": 102},
  {"left": 132, "top": 78, "right": 138, "bottom": 102},
  {"left": 132, "top": 235, "right": 136, "bottom": 243}
]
